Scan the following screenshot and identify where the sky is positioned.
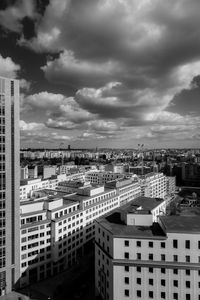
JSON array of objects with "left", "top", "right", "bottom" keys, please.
[{"left": 0, "top": 0, "right": 200, "bottom": 149}]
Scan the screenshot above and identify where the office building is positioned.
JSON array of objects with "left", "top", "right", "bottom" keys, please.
[
  {"left": 19, "top": 185, "right": 120, "bottom": 287},
  {"left": 95, "top": 201, "right": 200, "bottom": 300},
  {"left": 0, "top": 77, "right": 20, "bottom": 295},
  {"left": 139, "top": 173, "right": 169, "bottom": 198},
  {"left": 105, "top": 178, "right": 141, "bottom": 206},
  {"left": 85, "top": 171, "right": 124, "bottom": 185}
]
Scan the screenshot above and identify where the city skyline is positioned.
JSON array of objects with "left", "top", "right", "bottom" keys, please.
[{"left": 0, "top": 0, "right": 200, "bottom": 149}]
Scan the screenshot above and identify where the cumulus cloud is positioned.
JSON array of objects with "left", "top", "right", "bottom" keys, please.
[
  {"left": 2, "top": 0, "right": 200, "bottom": 146},
  {"left": 20, "top": 120, "right": 46, "bottom": 131},
  {"left": 0, "top": 54, "right": 20, "bottom": 78},
  {"left": 45, "top": 119, "right": 80, "bottom": 130},
  {"left": 0, "top": 0, "right": 37, "bottom": 33},
  {"left": 75, "top": 82, "right": 171, "bottom": 121},
  {"left": 41, "top": 50, "right": 121, "bottom": 88},
  {"left": 22, "top": 91, "right": 95, "bottom": 128},
  {"left": 20, "top": 119, "right": 72, "bottom": 146}
]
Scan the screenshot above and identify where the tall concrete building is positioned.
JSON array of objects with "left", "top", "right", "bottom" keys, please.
[{"left": 0, "top": 77, "right": 20, "bottom": 295}]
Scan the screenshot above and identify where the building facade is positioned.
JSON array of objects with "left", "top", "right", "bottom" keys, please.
[
  {"left": 85, "top": 171, "right": 124, "bottom": 185},
  {"left": 19, "top": 185, "right": 120, "bottom": 287},
  {"left": 0, "top": 77, "right": 20, "bottom": 295},
  {"left": 139, "top": 173, "right": 171, "bottom": 198},
  {"left": 95, "top": 202, "right": 200, "bottom": 300}
]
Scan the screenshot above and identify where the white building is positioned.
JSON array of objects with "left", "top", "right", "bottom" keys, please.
[
  {"left": 95, "top": 201, "right": 200, "bottom": 300},
  {"left": 20, "top": 174, "right": 67, "bottom": 201},
  {"left": 85, "top": 171, "right": 124, "bottom": 185},
  {"left": 105, "top": 178, "right": 141, "bottom": 206},
  {"left": 19, "top": 185, "right": 120, "bottom": 287},
  {"left": 139, "top": 173, "right": 168, "bottom": 198}
]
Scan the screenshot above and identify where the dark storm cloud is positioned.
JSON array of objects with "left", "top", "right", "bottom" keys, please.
[{"left": 35, "top": 0, "right": 200, "bottom": 91}]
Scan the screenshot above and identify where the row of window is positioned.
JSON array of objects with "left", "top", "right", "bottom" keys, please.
[
  {"left": 124, "top": 251, "right": 194, "bottom": 262},
  {"left": 124, "top": 276, "right": 195, "bottom": 288},
  {"left": 124, "top": 239, "right": 200, "bottom": 249},
  {"left": 124, "top": 289, "right": 195, "bottom": 299},
  {"left": 84, "top": 191, "right": 116, "bottom": 208},
  {"left": 124, "top": 265, "right": 200, "bottom": 275}
]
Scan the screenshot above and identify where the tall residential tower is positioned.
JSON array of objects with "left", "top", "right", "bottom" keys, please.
[{"left": 0, "top": 77, "right": 20, "bottom": 295}]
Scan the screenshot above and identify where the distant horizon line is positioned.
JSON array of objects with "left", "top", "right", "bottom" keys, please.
[{"left": 20, "top": 147, "right": 200, "bottom": 151}]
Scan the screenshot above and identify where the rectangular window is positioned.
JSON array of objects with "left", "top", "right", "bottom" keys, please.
[
  {"left": 149, "top": 279, "right": 153, "bottom": 285},
  {"left": 137, "top": 253, "right": 141, "bottom": 260},
  {"left": 149, "top": 241, "right": 153, "bottom": 248},
  {"left": 186, "top": 281, "right": 190, "bottom": 288},
  {"left": 161, "top": 242, "right": 165, "bottom": 248},
  {"left": 173, "top": 280, "right": 178, "bottom": 287},
  {"left": 161, "top": 268, "right": 165, "bottom": 274},
  {"left": 124, "top": 266, "right": 129, "bottom": 272},
  {"left": 149, "top": 253, "right": 153, "bottom": 260},
  {"left": 149, "top": 268, "right": 153, "bottom": 273},
  {"left": 136, "top": 291, "right": 141, "bottom": 298},
  {"left": 186, "top": 256, "right": 190, "bottom": 262},
  {"left": 161, "top": 279, "right": 165, "bottom": 286},
  {"left": 161, "top": 292, "right": 165, "bottom": 299},
  {"left": 137, "top": 278, "right": 141, "bottom": 285},
  {"left": 174, "top": 255, "right": 178, "bottom": 262},
  {"left": 173, "top": 269, "right": 178, "bottom": 275},
  {"left": 185, "top": 240, "right": 190, "bottom": 249},
  {"left": 124, "top": 277, "right": 129, "bottom": 284},
  {"left": 124, "top": 240, "right": 129, "bottom": 247},
  {"left": 173, "top": 240, "right": 178, "bottom": 248},
  {"left": 136, "top": 241, "right": 141, "bottom": 247},
  {"left": 161, "top": 254, "right": 165, "bottom": 261},
  {"left": 124, "top": 252, "right": 129, "bottom": 259},
  {"left": 124, "top": 289, "right": 129, "bottom": 297},
  {"left": 137, "top": 267, "right": 141, "bottom": 272},
  {"left": 149, "top": 291, "right": 153, "bottom": 298},
  {"left": 186, "top": 269, "right": 190, "bottom": 276},
  {"left": 173, "top": 293, "right": 178, "bottom": 300}
]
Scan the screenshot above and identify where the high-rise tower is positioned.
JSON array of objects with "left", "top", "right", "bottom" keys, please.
[{"left": 0, "top": 77, "right": 20, "bottom": 295}]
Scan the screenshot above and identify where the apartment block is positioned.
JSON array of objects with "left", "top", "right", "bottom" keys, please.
[
  {"left": 85, "top": 171, "right": 124, "bottom": 185},
  {"left": 95, "top": 201, "right": 200, "bottom": 300},
  {"left": 139, "top": 173, "right": 168, "bottom": 198},
  {"left": 19, "top": 185, "right": 120, "bottom": 287},
  {"left": 105, "top": 178, "right": 141, "bottom": 206}
]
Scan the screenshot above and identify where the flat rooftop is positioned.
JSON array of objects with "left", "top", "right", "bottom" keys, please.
[
  {"left": 97, "top": 212, "right": 166, "bottom": 239},
  {"left": 160, "top": 215, "right": 200, "bottom": 233},
  {"left": 120, "top": 196, "right": 164, "bottom": 213},
  {"left": 96, "top": 197, "right": 166, "bottom": 239},
  {"left": 65, "top": 187, "right": 111, "bottom": 202}
]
